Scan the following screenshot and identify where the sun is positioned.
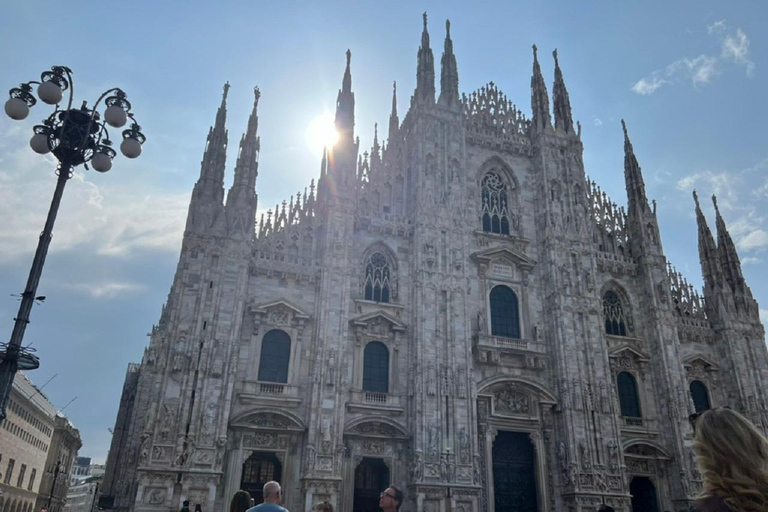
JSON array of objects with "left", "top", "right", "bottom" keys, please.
[{"left": 306, "top": 112, "right": 338, "bottom": 157}]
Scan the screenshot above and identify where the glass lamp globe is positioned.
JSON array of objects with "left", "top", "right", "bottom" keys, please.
[
  {"left": 104, "top": 105, "right": 127, "bottom": 128},
  {"left": 38, "top": 81, "right": 63, "bottom": 105},
  {"left": 30, "top": 133, "right": 50, "bottom": 154},
  {"left": 120, "top": 137, "right": 142, "bottom": 158},
  {"left": 91, "top": 152, "right": 113, "bottom": 172},
  {"left": 4, "top": 98, "right": 29, "bottom": 120}
]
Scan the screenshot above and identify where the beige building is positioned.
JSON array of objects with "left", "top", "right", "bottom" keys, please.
[
  {"left": 0, "top": 373, "right": 57, "bottom": 512},
  {"left": 102, "top": 16, "right": 767, "bottom": 512},
  {"left": 35, "top": 416, "right": 82, "bottom": 512}
]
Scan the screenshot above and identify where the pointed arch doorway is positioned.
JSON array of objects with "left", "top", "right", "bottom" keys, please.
[{"left": 240, "top": 452, "right": 282, "bottom": 504}]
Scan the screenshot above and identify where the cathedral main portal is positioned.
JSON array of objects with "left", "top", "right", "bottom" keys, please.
[
  {"left": 353, "top": 458, "right": 390, "bottom": 512},
  {"left": 492, "top": 431, "right": 538, "bottom": 512},
  {"left": 240, "top": 452, "right": 283, "bottom": 504}
]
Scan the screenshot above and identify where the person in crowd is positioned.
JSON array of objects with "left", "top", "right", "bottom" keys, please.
[
  {"left": 312, "top": 501, "right": 333, "bottom": 512},
  {"left": 230, "top": 490, "right": 252, "bottom": 512},
  {"left": 194, "top": 504, "right": 202, "bottom": 512},
  {"left": 180, "top": 500, "right": 190, "bottom": 512},
  {"left": 690, "top": 407, "right": 768, "bottom": 512},
  {"left": 597, "top": 505, "right": 614, "bottom": 512},
  {"left": 379, "top": 486, "right": 403, "bottom": 512},
  {"left": 247, "top": 481, "right": 288, "bottom": 512}
]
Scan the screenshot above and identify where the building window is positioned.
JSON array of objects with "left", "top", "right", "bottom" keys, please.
[
  {"left": 257, "top": 330, "right": 291, "bottom": 383},
  {"left": 603, "top": 290, "right": 630, "bottom": 336},
  {"left": 490, "top": 285, "right": 520, "bottom": 338},
  {"left": 4, "top": 459, "right": 14, "bottom": 484},
  {"left": 690, "top": 380, "right": 711, "bottom": 413},
  {"left": 362, "top": 342, "right": 389, "bottom": 393},
  {"left": 16, "top": 464, "right": 25, "bottom": 488},
  {"left": 481, "top": 172, "right": 511, "bottom": 235},
  {"left": 27, "top": 469, "right": 36, "bottom": 491},
  {"left": 617, "top": 372, "right": 641, "bottom": 418},
  {"left": 364, "top": 252, "right": 391, "bottom": 303}
]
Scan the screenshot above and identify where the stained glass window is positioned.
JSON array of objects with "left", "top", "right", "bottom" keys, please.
[
  {"left": 490, "top": 286, "right": 520, "bottom": 338},
  {"left": 258, "top": 330, "right": 291, "bottom": 383}
]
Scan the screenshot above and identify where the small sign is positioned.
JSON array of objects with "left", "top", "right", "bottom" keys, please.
[{"left": 491, "top": 263, "right": 514, "bottom": 278}]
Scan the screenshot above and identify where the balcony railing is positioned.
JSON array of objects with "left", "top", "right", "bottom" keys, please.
[
  {"left": 239, "top": 380, "right": 300, "bottom": 403},
  {"left": 347, "top": 390, "right": 404, "bottom": 413},
  {"left": 475, "top": 333, "right": 547, "bottom": 354},
  {"left": 364, "top": 391, "right": 388, "bottom": 404},
  {"left": 259, "top": 383, "right": 285, "bottom": 395}
]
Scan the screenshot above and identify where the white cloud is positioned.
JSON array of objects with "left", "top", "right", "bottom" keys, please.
[
  {"left": 675, "top": 171, "right": 737, "bottom": 209},
  {"left": 721, "top": 28, "right": 755, "bottom": 76},
  {"left": 592, "top": 117, "right": 603, "bottom": 127},
  {"left": 742, "top": 256, "right": 763, "bottom": 265},
  {"left": 738, "top": 230, "right": 768, "bottom": 251},
  {"left": 632, "top": 76, "right": 668, "bottom": 95},
  {"left": 632, "top": 21, "right": 753, "bottom": 95},
  {"left": 70, "top": 281, "right": 145, "bottom": 299},
  {"left": 0, "top": 119, "right": 189, "bottom": 264}
]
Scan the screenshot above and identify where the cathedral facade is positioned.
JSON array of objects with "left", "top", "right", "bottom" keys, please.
[{"left": 101, "top": 15, "right": 768, "bottom": 512}]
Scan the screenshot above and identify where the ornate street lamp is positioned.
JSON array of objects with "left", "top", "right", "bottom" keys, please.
[{"left": 0, "top": 66, "right": 145, "bottom": 420}]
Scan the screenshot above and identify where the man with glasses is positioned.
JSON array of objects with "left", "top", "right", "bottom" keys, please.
[
  {"left": 379, "top": 486, "right": 403, "bottom": 512},
  {"left": 246, "top": 481, "right": 288, "bottom": 512}
]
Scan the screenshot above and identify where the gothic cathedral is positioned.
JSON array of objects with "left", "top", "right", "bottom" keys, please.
[{"left": 102, "top": 15, "right": 768, "bottom": 512}]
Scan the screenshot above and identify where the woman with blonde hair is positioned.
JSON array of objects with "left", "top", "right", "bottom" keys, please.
[
  {"left": 229, "top": 490, "right": 252, "bottom": 512},
  {"left": 690, "top": 407, "right": 768, "bottom": 512}
]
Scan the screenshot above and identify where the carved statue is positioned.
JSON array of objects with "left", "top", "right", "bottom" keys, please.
[
  {"left": 607, "top": 441, "right": 619, "bottom": 472},
  {"left": 138, "top": 433, "right": 151, "bottom": 465},
  {"left": 477, "top": 310, "right": 486, "bottom": 334}
]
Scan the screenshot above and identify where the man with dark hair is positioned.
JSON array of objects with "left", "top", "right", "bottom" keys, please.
[
  {"left": 180, "top": 501, "right": 191, "bottom": 512},
  {"left": 379, "top": 486, "right": 403, "bottom": 512},
  {"left": 598, "top": 505, "right": 615, "bottom": 512}
]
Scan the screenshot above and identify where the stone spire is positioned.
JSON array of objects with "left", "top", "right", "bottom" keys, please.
[
  {"left": 225, "top": 87, "right": 261, "bottom": 238},
  {"left": 713, "top": 195, "right": 751, "bottom": 298},
  {"left": 185, "top": 82, "right": 229, "bottom": 233},
  {"left": 370, "top": 123, "right": 381, "bottom": 173},
  {"left": 388, "top": 81, "right": 399, "bottom": 141},
  {"left": 438, "top": 19, "right": 459, "bottom": 108},
  {"left": 415, "top": 12, "right": 435, "bottom": 105},
  {"left": 622, "top": 120, "right": 650, "bottom": 216},
  {"left": 231, "top": 87, "right": 261, "bottom": 190},
  {"left": 199, "top": 82, "right": 230, "bottom": 186},
  {"left": 694, "top": 191, "right": 723, "bottom": 291},
  {"left": 530, "top": 45, "right": 552, "bottom": 133},
  {"left": 552, "top": 49, "right": 574, "bottom": 134},
  {"left": 335, "top": 49, "right": 355, "bottom": 144}
]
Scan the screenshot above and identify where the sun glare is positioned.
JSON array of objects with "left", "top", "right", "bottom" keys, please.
[{"left": 306, "top": 112, "right": 338, "bottom": 157}]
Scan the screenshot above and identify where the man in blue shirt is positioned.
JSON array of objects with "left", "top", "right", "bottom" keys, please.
[{"left": 246, "top": 481, "right": 288, "bottom": 512}]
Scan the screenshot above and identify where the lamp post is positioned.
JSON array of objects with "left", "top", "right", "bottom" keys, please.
[{"left": 0, "top": 66, "right": 145, "bottom": 420}]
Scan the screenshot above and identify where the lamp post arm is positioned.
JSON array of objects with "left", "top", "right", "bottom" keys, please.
[{"left": 0, "top": 163, "right": 72, "bottom": 420}]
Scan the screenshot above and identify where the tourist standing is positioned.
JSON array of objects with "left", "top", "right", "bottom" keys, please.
[
  {"left": 246, "top": 481, "right": 288, "bottom": 512},
  {"left": 230, "top": 490, "right": 252, "bottom": 512},
  {"left": 690, "top": 407, "right": 768, "bottom": 511},
  {"left": 379, "top": 486, "right": 403, "bottom": 512}
]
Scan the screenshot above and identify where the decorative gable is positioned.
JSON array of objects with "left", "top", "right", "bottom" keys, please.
[
  {"left": 251, "top": 299, "right": 310, "bottom": 328},
  {"left": 471, "top": 246, "right": 536, "bottom": 282},
  {"left": 349, "top": 310, "right": 406, "bottom": 345},
  {"left": 608, "top": 344, "right": 650, "bottom": 374},
  {"left": 683, "top": 356, "right": 720, "bottom": 380}
]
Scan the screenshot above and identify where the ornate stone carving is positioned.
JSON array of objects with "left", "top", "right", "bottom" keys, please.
[
  {"left": 493, "top": 384, "right": 530, "bottom": 415},
  {"left": 143, "top": 487, "right": 167, "bottom": 505}
]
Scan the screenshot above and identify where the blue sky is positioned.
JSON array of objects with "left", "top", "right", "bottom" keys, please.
[{"left": 0, "top": 1, "right": 766, "bottom": 463}]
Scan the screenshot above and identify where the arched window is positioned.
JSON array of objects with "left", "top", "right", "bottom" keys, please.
[
  {"left": 257, "top": 330, "right": 291, "bottom": 383},
  {"left": 363, "top": 342, "right": 389, "bottom": 393},
  {"left": 603, "top": 290, "right": 629, "bottom": 336},
  {"left": 490, "top": 285, "right": 520, "bottom": 338},
  {"left": 364, "top": 252, "right": 391, "bottom": 303},
  {"left": 617, "top": 371, "right": 641, "bottom": 418},
  {"left": 481, "top": 172, "right": 511, "bottom": 235},
  {"left": 690, "top": 380, "right": 711, "bottom": 413}
]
